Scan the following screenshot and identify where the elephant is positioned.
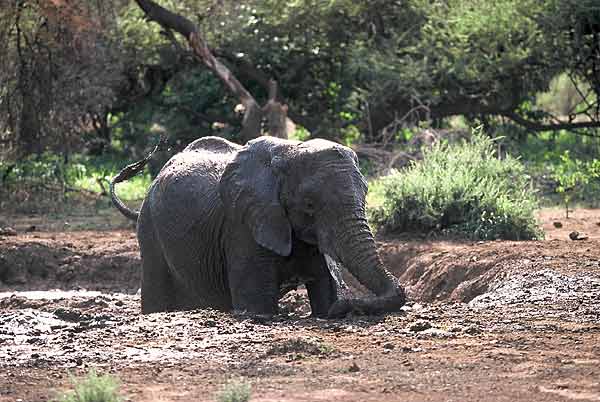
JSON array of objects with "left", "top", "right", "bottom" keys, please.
[{"left": 111, "top": 135, "right": 406, "bottom": 317}]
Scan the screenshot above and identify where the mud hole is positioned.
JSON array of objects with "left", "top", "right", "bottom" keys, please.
[{"left": 1, "top": 208, "right": 600, "bottom": 401}]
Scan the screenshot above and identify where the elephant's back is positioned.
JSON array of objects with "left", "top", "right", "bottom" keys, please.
[
  {"left": 149, "top": 150, "right": 230, "bottom": 233},
  {"left": 184, "top": 136, "right": 242, "bottom": 154}
]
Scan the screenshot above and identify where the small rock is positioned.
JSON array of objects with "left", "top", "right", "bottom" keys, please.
[
  {"left": 464, "top": 325, "right": 482, "bottom": 335},
  {"left": 553, "top": 221, "right": 563, "bottom": 228},
  {"left": 447, "top": 325, "right": 464, "bottom": 333},
  {"left": 54, "top": 308, "right": 82, "bottom": 322},
  {"left": 382, "top": 343, "right": 395, "bottom": 350},
  {"left": 408, "top": 320, "right": 432, "bottom": 332},
  {"left": 0, "top": 227, "right": 17, "bottom": 236},
  {"left": 569, "top": 231, "right": 588, "bottom": 241},
  {"left": 348, "top": 361, "right": 360, "bottom": 372},
  {"left": 420, "top": 328, "right": 453, "bottom": 338}
]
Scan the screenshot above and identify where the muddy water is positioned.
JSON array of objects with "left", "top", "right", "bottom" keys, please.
[
  {"left": 0, "top": 290, "right": 109, "bottom": 300},
  {"left": 0, "top": 290, "right": 317, "bottom": 369},
  {"left": 2, "top": 265, "right": 599, "bottom": 371}
]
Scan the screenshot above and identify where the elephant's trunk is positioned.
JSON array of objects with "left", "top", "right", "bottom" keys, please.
[
  {"left": 336, "top": 217, "right": 395, "bottom": 290},
  {"left": 325, "top": 212, "right": 406, "bottom": 316}
]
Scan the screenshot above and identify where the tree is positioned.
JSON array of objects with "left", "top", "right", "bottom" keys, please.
[
  {"left": 345, "top": 0, "right": 600, "bottom": 137},
  {"left": 0, "top": 0, "right": 124, "bottom": 158},
  {"left": 2, "top": 0, "right": 599, "bottom": 161},
  {"left": 133, "top": 0, "right": 290, "bottom": 142}
]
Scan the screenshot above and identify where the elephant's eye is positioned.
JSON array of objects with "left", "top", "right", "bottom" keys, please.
[{"left": 304, "top": 198, "right": 316, "bottom": 215}]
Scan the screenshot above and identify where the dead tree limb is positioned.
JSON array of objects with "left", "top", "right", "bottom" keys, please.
[
  {"left": 502, "top": 111, "right": 600, "bottom": 135},
  {"left": 262, "top": 80, "right": 288, "bottom": 139},
  {"left": 133, "top": 0, "right": 288, "bottom": 142}
]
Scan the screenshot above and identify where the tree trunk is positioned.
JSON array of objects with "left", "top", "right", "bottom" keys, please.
[{"left": 17, "top": 86, "right": 42, "bottom": 156}]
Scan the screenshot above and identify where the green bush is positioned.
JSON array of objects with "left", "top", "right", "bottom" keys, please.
[
  {"left": 368, "top": 130, "right": 543, "bottom": 240},
  {"left": 551, "top": 151, "right": 600, "bottom": 216},
  {"left": 217, "top": 379, "right": 252, "bottom": 402},
  {"left": 54, "top": 370, "right": 122, "bottom": 402}
]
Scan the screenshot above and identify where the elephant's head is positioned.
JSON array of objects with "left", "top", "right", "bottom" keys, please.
[{"left": 219, "top": 136, "right": 405, "bottom": 316}]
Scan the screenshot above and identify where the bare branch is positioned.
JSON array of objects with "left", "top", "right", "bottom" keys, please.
[
  {"left": 567, "top": 72, "right": 595, "bottom": 112},
  {"left": 160, "top": 28, "right": 185, "bottom": 54},
  {"left": 215, "top": 50, "right": 272, "bottom": 91},
  {"left": 503, "top": 111, "right": 600, "bottom": 135},
  {"left": 134, "top": 0, "right": 263, "bottom": 142}
]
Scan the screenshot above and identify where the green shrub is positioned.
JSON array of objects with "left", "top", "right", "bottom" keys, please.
[
  {"left": 217, "top": 379, "right": 252, "bottom": 402},
  {"left": 368, "top": 129, "right": 543, "bottom": 240},
  {"left": 551, "top": 151, "right": 600, "bottom": 217},
  {"left": 0, "top": 152, "right": 151, "bottom": 213},
  {"left": 54, "top": 370, "right": 122, "bottom": 402}
]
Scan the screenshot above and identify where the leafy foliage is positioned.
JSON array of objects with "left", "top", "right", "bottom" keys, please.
[
  {"left": 1, "top": 0, "right": 599, "bottom": 162},
  {"left": 0, "top": 153, "right": 151, "bottom": 213},
  {"left": 369, "top": 130, "right": 543, "bottom": 240},
  {"left": 551, "top": 151, "right": 600, "bottom": 217}
]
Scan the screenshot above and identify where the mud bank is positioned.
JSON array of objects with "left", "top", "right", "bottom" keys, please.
[{"left": 1, "top": 216, "right": 600, "bottom": 401}]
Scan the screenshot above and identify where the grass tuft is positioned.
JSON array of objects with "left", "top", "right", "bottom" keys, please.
[
  {"left": 265, "top": 338, "right": 335, "bottom": 357},
  {"left": 217, "top": 379, "right": 252, "bottom": 402},
  {"left": 54, "top": 370, "right": 122, "bottom": 402},
  {"left": 368, "top": 128, "right": 543, "bottom": 240}
]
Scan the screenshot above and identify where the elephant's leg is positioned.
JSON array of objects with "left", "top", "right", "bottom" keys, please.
[
  {"left": 305, "top": 254, "right": 341, "bottom": 318},
  {"left": 141, "top": 252, "right": 174, "bottom": 314},
  {"left": 138, "top": 212, "right": 175, "bottom": 314},
  {"left": 227, "top": 248, "right": 281, "bottom": 316}
]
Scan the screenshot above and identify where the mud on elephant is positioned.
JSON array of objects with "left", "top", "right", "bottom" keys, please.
[{"left": 111, "top": 136, "right": 406, "bottom": 317}]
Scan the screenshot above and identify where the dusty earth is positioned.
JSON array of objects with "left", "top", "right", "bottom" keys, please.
[{"left": 1, "top": 207, "right": 600, "bottom": 401}]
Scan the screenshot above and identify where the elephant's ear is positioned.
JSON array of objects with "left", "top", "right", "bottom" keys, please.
[{"left": 219, "top": 137, "right": 292, "bottom": 257}]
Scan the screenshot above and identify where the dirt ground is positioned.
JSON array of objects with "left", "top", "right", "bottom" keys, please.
[{"left": 1, "top": 208, "right": 600, "bottom": 402}]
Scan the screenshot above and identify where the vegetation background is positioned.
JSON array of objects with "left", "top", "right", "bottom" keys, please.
[{"left": 1, "top": 0, "right": 600, "bottom": 238}]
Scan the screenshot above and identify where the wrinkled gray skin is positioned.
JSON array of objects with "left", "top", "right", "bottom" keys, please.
[{"left": 113, "top": 136, "right": 405, "bottom": 317}]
